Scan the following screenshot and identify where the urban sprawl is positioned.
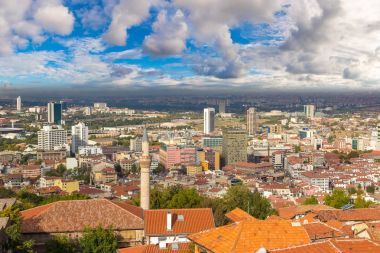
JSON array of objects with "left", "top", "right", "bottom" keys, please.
[{"left": 0, "top": 97, "right": 380, "bottom": 252}]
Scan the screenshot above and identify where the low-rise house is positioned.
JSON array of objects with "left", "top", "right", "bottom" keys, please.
[
  {"left": 39, "top": 176, "right": 61, "bottom": 188},
  {"left": 22, "top": 164, "right": 41, "bottom": 179},
  {"left": 144, "top": 208, "right": 215, "bottom": 245},
  {"left": 54, "top": 179, "right": 80, "bottom": 194},
  {"left": 118, "top": 242, "right": 190, "bottom": 253},
  {"left": 21, "top": 199, "right": 144, "bottom": 251},
  {"left": 93, "top": 167, "right": 117, "bottom": 185},
  {"left": 300, "top": 171, "right": 330, "bottom": 192}
]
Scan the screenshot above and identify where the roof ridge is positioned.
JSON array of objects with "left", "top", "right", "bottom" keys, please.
[
  {"left": 271, "top": 240, "right": 334, "bottom": 251},
  {"left": 21, "top": 202, "right": 55, "bottom": 218},
  {"left": 328, "top": 240, "right": 343, "bottom": 253},
  {"left": 230, "top": 221, "right": 245, "bottom": 253},
  {"left": 145, "top": 207, "right": 213, "bottom": 212},
  {"left": 108, "top": 200, "right": 143, "bottom": 221}
]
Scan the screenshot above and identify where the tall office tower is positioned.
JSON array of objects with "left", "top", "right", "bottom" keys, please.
[
  {"left": 71, "top": 122, "right": 88, "bottom": 153},
  {"left": 140, "top": 128, "right": 151, "bottom": 210},
  {"left": 16, "top": 96, "right": 22, "bottom": 112},
  {"left": 377, "top": 123, "right": 380, "bottom": 150},
  {"left": 304, "top": 104, "right": 316, "bottom": 119},
  {"left": 222, "top": 129, "right": 247, "bottom": 165},
  {"left": 47, "top": 102, "right": 62, "bottom": 125},
  {"left": 246, "top": 107, "right": 258, "bottom": 136},
  {"left": 218, "top": 100, "right": 226, "bottom": 114},
  {"left": 38, "top": 125, "right": 67, "bottom": 151},
  {"left": 203, "top": 108, "right": 215, "bottom": 134}
]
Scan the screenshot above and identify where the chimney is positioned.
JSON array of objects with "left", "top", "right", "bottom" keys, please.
[{"left": 167, "top": 210, "right": 172, "bottom": 231}]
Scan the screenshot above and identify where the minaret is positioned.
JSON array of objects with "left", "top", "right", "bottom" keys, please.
[{"left": 140, "top": 128, "right": 151, "bottom": 210}]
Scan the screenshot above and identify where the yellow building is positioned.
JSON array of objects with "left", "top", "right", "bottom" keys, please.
[
  {"left": 54, "top": 179, "right": 79, "bottom": 194},
  {"left": 200, "top": 161, "right": 209, "bottom": 171},
  {"left": 187, "top": 165, "right": 203, "bottom": 176},
  {"left": 198, "top": 149, "right": 220, "bottom": 170}
]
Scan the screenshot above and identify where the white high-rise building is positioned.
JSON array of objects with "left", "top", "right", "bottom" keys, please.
[
  {"left": 203, "top": 108, "right": 215, "bottom": 134},
  {"left": 16, "top": 96, "right": 22, "bottom": 112},
  {"left": 247, "top": 107, "right": 258, "bottom": 136},
  {"left": 377, "top": 123, "right": 380, "bottom": 150},
  {"left": 71, "top": 122, "right": 88, "bottom": 153},
  {"left": 140, "top": 128, "right": 151, "bottom": 210},
  {"left": 38, "top": 125, "right": 67, "bottom": 151},
  {"left": 304, "top": 104, "right": 316, "bottom": 119}
]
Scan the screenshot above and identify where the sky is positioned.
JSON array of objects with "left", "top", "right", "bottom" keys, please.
[{"left": 1, "top": 0, "right": 380, "bottom": 91}]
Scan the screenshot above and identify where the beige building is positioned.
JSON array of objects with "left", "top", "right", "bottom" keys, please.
[
  {"left": 37, "top": 149, "right": 67, "bottom": 161},
  {"left": 186, "top": 165, "right": 203, "bottom": 176},
  {"left": 222, "top": 129, "right": 247, "bottom": 165}
]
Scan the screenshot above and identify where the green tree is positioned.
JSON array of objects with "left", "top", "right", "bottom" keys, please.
[
  {"left": 354, "top": 195, "right": 374, "bottom": 208},
  {"left": 303, "top": 196, "right": 318, "bottom": 205},
  {"left": 79, "top": 226, "right": 117, "bottom": 253},
  {"left": 46, "top": 235, "right": 77, "bottom": 253},
  {"left": 0, "top": 187, "right": 15, "bottom": 198},
  {"left": 324, "top": 189, "right": 351, "bottom": 208},
  {"left": 152, "top": 163, "right": 166, "bottom": 175},
  {"left": 224, "top": 185, "right": 276, "bottom": 220},
  {"left": 131, "top": 164, "right": 140, "bottom": 174},
  {"left": 366, "top": 184, "right": 376, "bottom": 194},
  {"left": 168, "top": 188, "right": 203, "bottom": 209},
  {"left": 0, "top": 207, "right": 34, "bottom": 253},
  {"left": 347, "top": 187, "right": 357, "bottom": 195}
]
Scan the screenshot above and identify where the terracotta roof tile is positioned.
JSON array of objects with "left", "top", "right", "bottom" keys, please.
[
  {"left": 270, "top": 240, "right": 339, "bottom": 253},
  {"left": 118, "top": 243, "right": 190, "bottom": 253},
  {"left": 144, "top": 208, "right": 214, "bottom": 236},
  {"left": 21, "top": 199, "right": 144, "bottom": 233},
  {"left": 303, "top": 222, "right": 345, "bottom": 240},
  {"left": 225, "top": 208, "right": 254, "bottom": 222},
  {"left": 278, "top": 205, "right": 335, "bottom": 219},
  {"left": 188, "top": 218, "right": 311, "bottom": 253},
  {"left": 318, "top": 208, "right": 380, "bottom": 222},
  {"left": 271, "top": 239, "right": 380, "bottom": 253}
]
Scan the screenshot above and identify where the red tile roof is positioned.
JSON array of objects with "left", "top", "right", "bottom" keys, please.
[
  {"left": 225, "top": 208, "right": 254, "bottom": 222},
  {"left": 21, "top": 199, "right": 144, "bottom": 233},
  {"left": 318, "top": 207, "right": 380, "bottom": 222},
  {"left": 303, "top": 222, "right": 345, "bottom": 240},
  {"left": 271, "top": 239, "right": 380, "bottom": 253},
  {"left": 188, "top": 218, "right": 310, "bottom": 253},
  {"left": 118, "top": 243, "right": 190, "bottom": 253},
  {"left": 144, "top": 208, "right": 214, "bottom": 236}
]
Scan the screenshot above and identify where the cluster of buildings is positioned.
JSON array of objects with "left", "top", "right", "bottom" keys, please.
[{"left": 2, "top": 97, "right": 380, "bottom": 251}]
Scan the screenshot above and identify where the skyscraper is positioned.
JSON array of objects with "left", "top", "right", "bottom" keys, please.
[
  {"left": 140, "top": 128, "right": 151, "bottom": 210},
  {"left": 377, "top": 123, "right": 380, "bottom": 150},
  {"left": 203, "top": 108, "right": 215, "bottom": 134},
  {"left": 71, "top": 122, "right": 88, "bottom": 153},
  {"left": 218, "top": 100, "right": 226, "bottom": 114},
  {"left": 16, "top": 96, "right": 22, "bottom": 112},
  {"left": 222, "top": 129, "right": 247, "bottom": 165},
  {"left": 247, "top": 107, "right": 258, "bottom": 136},
  {"left": 38, "top": 125, "right": 67, "bottom": 151},
  {"left": 304, "top": 104, "right": 316, "bottom": 119},
  {"left": 48, "top": 102, "right": 62, "bottom": 125}
]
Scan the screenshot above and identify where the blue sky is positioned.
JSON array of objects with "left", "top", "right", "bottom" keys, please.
[{"left": 0, "top": 0, "right": 380, "bottom": 90}]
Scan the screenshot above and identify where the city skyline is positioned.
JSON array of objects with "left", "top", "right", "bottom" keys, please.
[{"left": 0, "top": 1, "right": 380, "bottom": 91}]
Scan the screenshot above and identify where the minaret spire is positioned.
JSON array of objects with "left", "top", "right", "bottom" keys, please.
[{"left": 140, "top": 127, "right": 150, "bottom": 210}]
